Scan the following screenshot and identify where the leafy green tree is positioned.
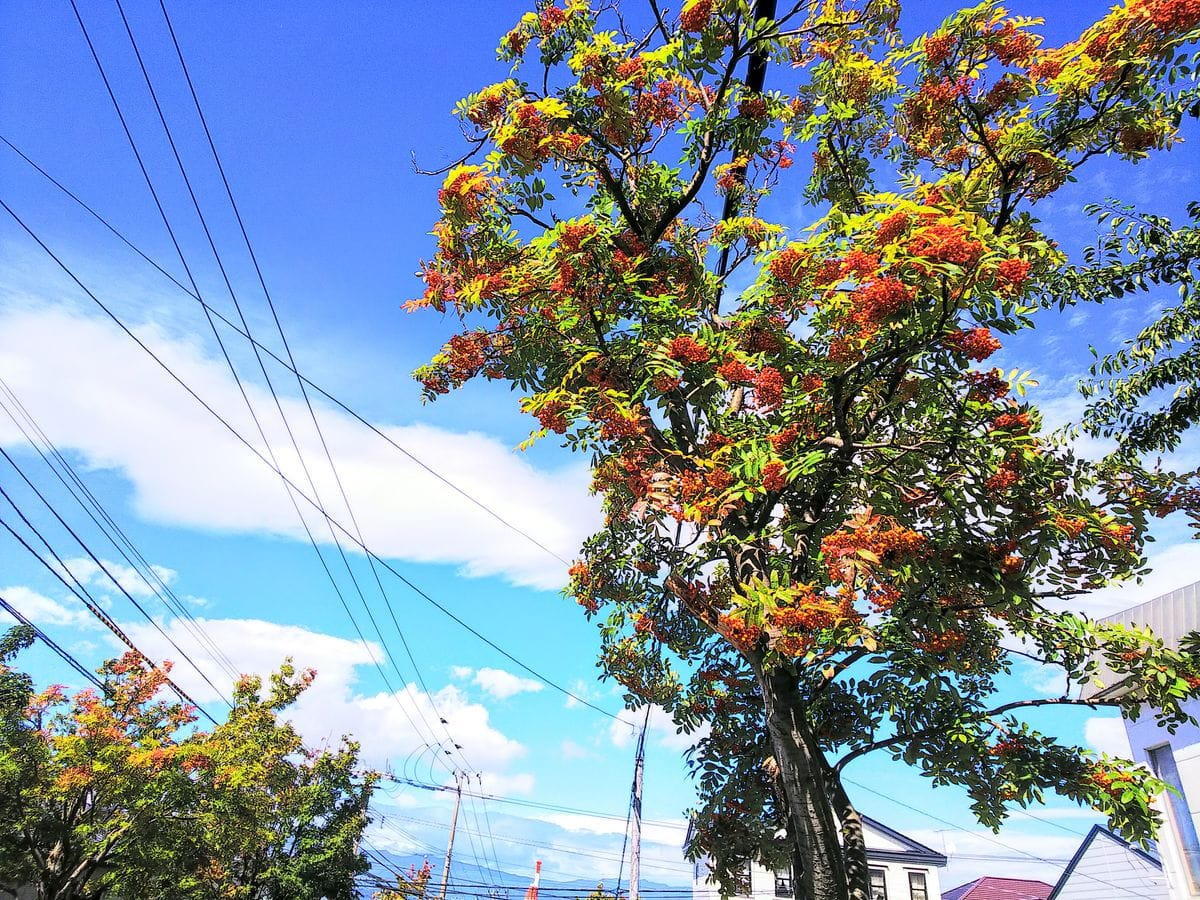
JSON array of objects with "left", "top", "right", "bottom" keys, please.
[
  {"left": 407, "top": 2, "right": 1200, "bottom": 899},
  {"left": 0, "top": 625, "right": 41, "bottom": 896},
  {"left": 1047, "top": 200, "right": 1200, "bottom": 525},
  {"left": 0, "top": 634, "right": 374, "bottom": 900},
  {"left": 0, "top": 645, "right": 203, "bottom": 900},
  {"left": 185, "top": 664, "right": 375, "bottom": 900},
  {"left": 0, "top": 648, "right": 202, "bottom": 900}
]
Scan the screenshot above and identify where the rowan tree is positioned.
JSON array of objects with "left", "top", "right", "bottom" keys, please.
[{"left": 407, "top": 2, "right": 1200, "bottom": 899}]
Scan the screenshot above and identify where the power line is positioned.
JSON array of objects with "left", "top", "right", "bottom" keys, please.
[
  {"left": 3, "top": 192, "right": 619, "bottom": 721},
  {"left": 0, "top": 508, "right": 217, "bottom": 724},
  {"left": 0, "top": 592, "right": 105, "bottom": 692},
  {"left": 0, "top": 447, "right": 230, "bottom": 710},
  {"left": 0, "top": 377, "right": 241, "bottom": 683},
  {"left": 69, "top": 0, "right": 451, "bottom": 757},
  {"left": 384, "top": 813, "right": 694, "bottom": 874},
  {"left": 381, "top": 775, "right": 687, "bottom": 830},
  {"left": 0, "top": 137, "right": 595, "bottom": 727},
  {"left": 152, "top": 0, "right": 541, "bottom": 785},
  {"left": 0, "top": 131, "right": 570, "bottom": 569},
  {"left": 0, "top": 131, "right": 578, "bottom": 779},
  {"left": 63, "top": 3, "right": 562, "bottom": 792}
]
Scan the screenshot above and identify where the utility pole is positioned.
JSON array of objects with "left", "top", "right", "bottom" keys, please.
[
  {"left": 439, "top": 773, "right": 463, "bottom": 900},
  {"left": 629, "top": 706, "right": 651, "bottom": 900}
]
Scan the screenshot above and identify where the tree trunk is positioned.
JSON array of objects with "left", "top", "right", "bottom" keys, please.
[
  {"left": 828, "top": 775, "right": 871, "bottom": 900},
  {"left": 753, "top": 663, "right": 850, "bottom": 900}
]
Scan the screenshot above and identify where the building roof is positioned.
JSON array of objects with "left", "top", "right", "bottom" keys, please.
[
  {"left": 1082, "top": 580, "right": 1200, "bottom": 700},
  {"left": 1047, "top": 826, "right": 1163, "bottom": 900},
  {"left": 681, "top": 814, "right": 947, "bottom": 867},
  {"left": 858, "top": 815, "right": 947, "bottom": 867},
  {"left": 942, "top": 876, "right": 1053, "bottom": 900}
]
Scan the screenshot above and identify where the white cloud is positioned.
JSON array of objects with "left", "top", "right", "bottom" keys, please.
[
  {"left": 477, "top": 771, "right": 537, "bottom": 796},
  {"left": 120, "top": 615, "right": 532, "bottom": 782},
  {"left": 55, "top": 557, "right": 177, "bottom": 599},
  {"left": 543, "top": 812, "right": 687, "bottom": 849},
  {"left": 471, "top": 667, "right": 544, "bottom": 700},
  {"left": 563, "top": 677, "right": 609, "bottom": 709},
  {"left": 1018, "top": 659, "right": 1068, "bottom": 698},
  {"left": 0, "top": 585, "right": 95, "bottom": 629},
  {"left": 609, "top": 704, "right": 709, "bottom": 752},
  {"left": 1084, "top": 716, "right": 1132, "bottom": 758},
  {"left": 560, "top": 738, "right": 590, "bottom": 760},
  {"left": 0, "top": 306, "right": 601, "bottom": 590},
  {"left": 1073, "top": 541, "right": 1200, "bottom": 618}
]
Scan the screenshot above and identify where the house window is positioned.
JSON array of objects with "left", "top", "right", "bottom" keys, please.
[
  {"left": 773, "top": 868, "right": 793, "bottom": 898},
  {"left": 730, "top": 859, "right": 753, "bottom": 897},
  {"left": 1148, "top": 744, "right": 1200, "bottom": 893},
  {"left": 907, "top": 871, "right": 928, "bottom": 900},
  {"left": 869, "top": 868, "right": 888, "bottom": 900}
]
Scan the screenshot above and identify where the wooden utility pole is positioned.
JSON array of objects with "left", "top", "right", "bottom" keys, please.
[
  {"left": 439, "top": 773, "right": 463, "bottom": 900},
  {"left": 630, "top": 706, "right": 651, "bottom": 900}
]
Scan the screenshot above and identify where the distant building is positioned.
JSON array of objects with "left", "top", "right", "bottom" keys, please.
[
  {"left": 1083, "top": 581, "right": 1200, "bottom": 900},
  {"left": 942, "top": 875, "right": 1053, "bottom": 900},
  {"left": 687, "top": 816, "right": 945, "bottom": 900},
  {"left": 1048, "top": 825, "right": 1166, "bottom": 899}
]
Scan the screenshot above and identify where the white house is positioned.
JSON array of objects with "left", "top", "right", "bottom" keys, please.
[
  {"left": 688, "top": 816, "right": 946, "bottom": 900},
  {"left": 1083, "top": 581, "right": 1200, "bottom": 900}
]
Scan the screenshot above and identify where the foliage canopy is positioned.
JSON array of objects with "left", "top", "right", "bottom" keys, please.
[
  {"left": 408, "top": 1, "right": 1200, "bottom": 898},
  {"left": 0, "top": 633, "right": 375, "bottom": 900}
]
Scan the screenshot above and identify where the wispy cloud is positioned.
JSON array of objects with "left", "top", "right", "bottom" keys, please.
[
  {"left": 0, "top": 305, "right": 601, "bottom": 590},
  {"left": 121, "top": 614, "right": 533, "bottom": 784}
]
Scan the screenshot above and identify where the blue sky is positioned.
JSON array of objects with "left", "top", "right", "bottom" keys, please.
[{"left": 2, "top": 0, "right": 1198, "bottom": 893}]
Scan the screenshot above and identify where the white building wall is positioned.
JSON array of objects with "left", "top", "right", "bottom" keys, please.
[
  {"left": 690, "top": 857, "right": 940, "bottom": 900},
  {"left": 1178, "top": 743, "right": 1200, "bottom": 861},
  {"left": 1156, "top": 740, "right": 1200, "bottom": 900},
  {"left": 872, "top": 861, "right": 939, "bottom": 900}
]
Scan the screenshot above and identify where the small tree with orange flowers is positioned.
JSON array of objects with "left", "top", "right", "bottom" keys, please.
[
  {"left": 0, "top": 631, "right": 374, "bottom": 900},
  {"left": 409, "top": 2, "right": 1200, "bottom": 898}
]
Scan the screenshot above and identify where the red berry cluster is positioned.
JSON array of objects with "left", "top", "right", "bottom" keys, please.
[
  {"left": 944, "top": 328, "right": 1002, "bottom": 362},
  {"left": 668, "top": 335, "right": 710, "bottom": 364}
]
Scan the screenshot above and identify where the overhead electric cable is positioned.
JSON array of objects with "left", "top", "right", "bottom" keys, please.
[
  {"left": 0, "top": 510, "right": 217, "bottom": 724},
  {"left": 0, "top": 592, "right": 106, "bottom": 691},
  {"left": 75, "top": 5, "right": 501, "bottom": 781},
  {"left": 0, "top": 448, "right": 231, "bottom": 708},
  {"left": 381, "top": 775, "right": 686, "bottom": 828},
  {"left": 386, "top": 813, "right": 693, "bottom": 873},
  {"left": 473, "top": 773, "right": 508, "bottom": 889},
  {"left": 0, "top": 133, "right": 570, "bottom": 570},
  {"left": 152, "top": 0, "right": 545, "bottom": 782},
  {"left": 95, "top": 0, "right": 439, "bottom": 738},
  {"left": 0, "top": 201, "right": 618, "bottom": 721},
  {"left": 63, "top": 3, "right": 464, "bottom": 756},
  {"left": 159, "top": 0, "right": 573, "bottom": 547},
  {"left": 0, "top": 378, "right": 241, "bottom": 682}
]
